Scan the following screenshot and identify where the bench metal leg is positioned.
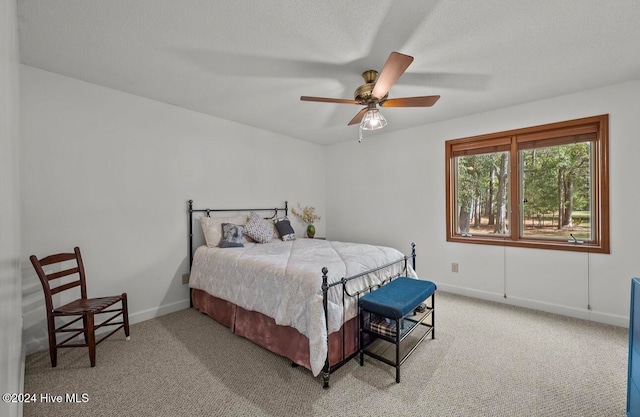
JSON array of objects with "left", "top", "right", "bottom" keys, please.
[
  {"left": 396, "top": 318, "right": 401, "bottom": 383},
  {"left": 322, "top": 371, "right": 330, "bottom": 389},
  {"left": 432, "top": 293, "right": 435, "bottom": 339},
  {"left": 359, "top": 307, "right": 364, "bottom": 366}
]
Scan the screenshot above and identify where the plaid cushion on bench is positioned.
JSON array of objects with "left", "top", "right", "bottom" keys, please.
[{"left": 369, "top": 315, "right": 406, "bottom": 338}]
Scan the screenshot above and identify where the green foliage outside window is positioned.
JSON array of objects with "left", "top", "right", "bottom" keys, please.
[
  {"left": 520, "top": 143, "right": 591, "bottom": 240},
  {"left": 455, "top": 152, "right": 509, "bottom": 236},
  {"left": 446, "top": 114, "right": 609, "bottom": 253}
]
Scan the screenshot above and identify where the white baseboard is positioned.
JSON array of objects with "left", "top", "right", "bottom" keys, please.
[
  {"left": 436, "top": 283, "right": 628, "bottom": 328},
  {"left": 24, "top": 299, "right": 191, "bottom": 355},
  {"left": 435, "top": 283, "right": 506, "bottom": 304},
  {"left": 589, "top": 310, "right": 629, "bottom": 328},
  {"left": 128, "top": 298, "right": 191, "bottom": 324},
  {"left": 19, "top": 346, "right": 25, "bottom": 417}
]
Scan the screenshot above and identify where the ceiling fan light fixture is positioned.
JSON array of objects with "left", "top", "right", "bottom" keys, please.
[{"left": 360, "top": 108, "right": 387, "bottom": 130}]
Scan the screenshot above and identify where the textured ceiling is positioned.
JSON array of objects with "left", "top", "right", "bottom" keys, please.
[{"left": 17, "top": 0, "right": 640, "bottom": 145}]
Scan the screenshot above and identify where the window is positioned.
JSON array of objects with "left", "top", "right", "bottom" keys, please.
[{"left": 445, "top": 115, "right": 609, "bottom": 253}]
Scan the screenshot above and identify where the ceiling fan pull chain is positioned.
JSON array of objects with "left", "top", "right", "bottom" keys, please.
[{"left": 359, "top": 125, "right": 363, "bottom": 143}]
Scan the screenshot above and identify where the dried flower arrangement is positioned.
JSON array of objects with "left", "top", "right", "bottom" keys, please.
[{"left": 291, "top": 203, "right": 321, "bottom": 225}]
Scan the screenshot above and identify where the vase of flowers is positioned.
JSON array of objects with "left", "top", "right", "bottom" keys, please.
[
  {"left": 306, "top": 224, "right": 316, "bottom": 238},
  {"left": 291, "top": 203, "right": 321, "bottom": 238}
]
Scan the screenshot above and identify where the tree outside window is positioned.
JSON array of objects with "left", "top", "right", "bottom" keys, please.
[
  {"left": 520, "top": 142, "right": 592, "bottom": 240},
  {"left": 455, "top": 151, "right": 509, "bottom": 236},
  {"left": 446, "top": 115, "right": 609, "bottom": 253}
]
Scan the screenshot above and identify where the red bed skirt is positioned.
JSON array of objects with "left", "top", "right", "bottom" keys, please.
[{"left": 191, "top": 289, "right": 358, "bottom": 372}]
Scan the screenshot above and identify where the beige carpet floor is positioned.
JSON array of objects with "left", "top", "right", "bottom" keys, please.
[{"left": 23, "top": 292, "right": 628, "bottom": 416}]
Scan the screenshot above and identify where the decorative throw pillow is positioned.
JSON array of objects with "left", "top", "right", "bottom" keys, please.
[
  {"left": 200, "top": 215, "right": 248, "bottom": 247},
  {"left": 267, "top": 219, "right": 279, "bottom": 240},
  {"left": 244, "top": 211, "right": 273, "bottom": 244},
  {"left": 274, "top": 217, "right": 296, "bottom": 241},
  {"left": 218, "top": 223, "right": 245, "bottom": 248}
]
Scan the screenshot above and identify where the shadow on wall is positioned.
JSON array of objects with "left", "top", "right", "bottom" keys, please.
[
  {"left": 22, "top": 262, "right": 48, "bottom": 355},
  {"left": 165, "top": 255, "right": 191, "bottom": 310}
]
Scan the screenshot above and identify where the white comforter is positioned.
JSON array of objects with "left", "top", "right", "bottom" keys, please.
[{"left": 189, "top": 239, "right": 416, "bottom": 376}]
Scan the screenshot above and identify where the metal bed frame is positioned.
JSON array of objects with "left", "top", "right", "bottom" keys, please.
[{"left": 187, "top": 199, "right": 416, "bottom": 388}]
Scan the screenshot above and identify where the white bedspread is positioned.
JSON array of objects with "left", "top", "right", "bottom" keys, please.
[{"left": 189, "top": 239, "right": 416, "bottom": 377}]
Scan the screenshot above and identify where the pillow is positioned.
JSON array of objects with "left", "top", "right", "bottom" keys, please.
[
  {"left": 200, "top": 215, "right": 248, "bottom": 248},
  {"left": 244, "top": 212, "right": 273, "bottom": 244},
  {"left": 267, "top": 218, "right": 279, "bottom": 240},
  {"left": 274, "top": 217, "right": 296, "bottom": 241},
  {"left": 218, "top": 223, "right": 245, "bottom": 248}
]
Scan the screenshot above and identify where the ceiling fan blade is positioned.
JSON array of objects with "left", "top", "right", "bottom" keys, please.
[
  {"left": 348, "top": 108, "right": 368, "bottom": 126},
  {"left": 380, "top": 95, "right": 441, "bottom": 108},
  {"left": 371, "top": 52, "right": 414, "bottom": 100},
  {"left": 300, "top": 96, "right": 360, "bottom": 105}
]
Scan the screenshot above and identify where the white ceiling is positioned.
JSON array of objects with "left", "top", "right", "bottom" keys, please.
[{"left": 17, "top": 1, "right": 640, "bottom": 145}]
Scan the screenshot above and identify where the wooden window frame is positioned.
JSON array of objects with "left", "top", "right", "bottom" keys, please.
[{"left": 445, "top": 114, "right": 609, "bottom": 253}]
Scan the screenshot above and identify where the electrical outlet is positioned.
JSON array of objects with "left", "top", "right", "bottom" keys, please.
[
  {"left": 451, "top": 263, "right": 459, "bottom": 273},
  {"left": 182, "top": 273, "right": 190, "bottom": 285}
]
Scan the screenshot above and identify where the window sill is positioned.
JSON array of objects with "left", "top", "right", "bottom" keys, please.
[{"left": 446, "top": 235, "right": 609, "bottom": 254}]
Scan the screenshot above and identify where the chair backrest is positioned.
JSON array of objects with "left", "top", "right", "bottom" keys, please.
[{"left": 30, "top": 247, "right": 88, "bottom": 312}]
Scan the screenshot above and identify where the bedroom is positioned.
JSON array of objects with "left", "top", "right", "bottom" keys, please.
[{"left": 3, "top": 1, "right": 640, "bottom": 416}]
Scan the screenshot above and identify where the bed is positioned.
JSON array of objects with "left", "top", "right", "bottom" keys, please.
[{"left": 187, "top": 200, "right": 417, "bottom": 387}]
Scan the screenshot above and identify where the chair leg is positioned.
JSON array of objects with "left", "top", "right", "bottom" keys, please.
[
  {"left": 86, "top": 314, "right": 96, "bottom": 367},
  {"left": 122, "top": 293, "right": 130, "bottom": 340},
  {"left": 47, "top": 316, "right": 57, "bottom": 368},
  {"left": 82, "top": 316, "right": 89, "bottom": 344}
]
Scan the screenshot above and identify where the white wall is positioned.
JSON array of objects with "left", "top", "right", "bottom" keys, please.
[
  {"left": 20, "top": 65, "right": 326, "bottom": 354},
  {"left": 18, "top": 61, "right": 638, "bottom": 366},
  {"left": 326, "top": 79, "right": 640, "bottom": 327},
  {"left": 0, "top": 1, "right": 22, "bottom": 416}
]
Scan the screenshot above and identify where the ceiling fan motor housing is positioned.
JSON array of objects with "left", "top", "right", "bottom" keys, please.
[{"left": 354, "top": 70, "right": 388, "bottom": 104}]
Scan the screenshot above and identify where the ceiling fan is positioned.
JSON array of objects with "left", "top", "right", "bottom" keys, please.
[{"left": 300, "top": 52, "right": 440, "bottom": 135}]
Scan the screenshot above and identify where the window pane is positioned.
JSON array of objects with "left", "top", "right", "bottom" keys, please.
[
  {"left": 455, "top": 151, "right": 510, "bottom": 236},
  {"left": 519, "top": 142, "right": 592, "bottom": 241}
]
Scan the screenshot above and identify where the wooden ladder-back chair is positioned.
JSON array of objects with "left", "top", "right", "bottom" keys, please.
[{"left": 30, "top": 246, "right": 130, "bottom": 367}]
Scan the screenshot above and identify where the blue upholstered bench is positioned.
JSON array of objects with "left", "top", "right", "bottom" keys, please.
[{"left": 359, "top": 277, "right": 436, "bottom": 383}]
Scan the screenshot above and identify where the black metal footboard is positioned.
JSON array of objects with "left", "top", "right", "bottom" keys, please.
[{"left": 320, "top": 242, "right": 416, "bottom": 388}]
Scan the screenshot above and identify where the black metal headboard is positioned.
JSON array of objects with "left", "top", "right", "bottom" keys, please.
[{"left": 187, "top": 199, "right": 288, "bottom": 268}]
